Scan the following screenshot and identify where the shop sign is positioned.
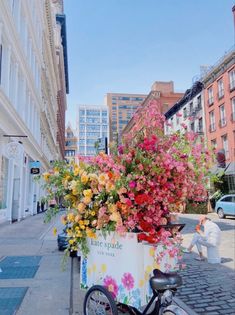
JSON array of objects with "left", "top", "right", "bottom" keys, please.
[{"left": 5, "top": 141, "right": 24, "bottom": 160}]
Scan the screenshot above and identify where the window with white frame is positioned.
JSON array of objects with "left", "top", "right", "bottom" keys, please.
[
  {"left": 229, "top": 68, "right": 235, "bottom": 91},
  {"left": 208, "top": 86, "right": 214, "bottom": 105},
  {"left": 219, "top": 104, "right": 226, "bottom": 127},
  {"left": 231, "top": 98, "right": 235, "bottom": 122},
  {"left": 217, "top": 79, "right": 224, "bottom": 99},
  {"left": 221, "top": 134, "right": 229, "bottom": 158},
  {"left": 209, "top": 111, "right": 215, "bottom": 132}
]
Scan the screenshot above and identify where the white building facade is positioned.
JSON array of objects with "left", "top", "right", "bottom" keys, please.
[
  {"left": 164, "top": 82, "right": 206, "bottom": 137},
  {"left": 0, "top": 0, "right": 68, "bottom": 224},
  {"left": 77, "top": 105, "right": 109, "bottom": 157}
]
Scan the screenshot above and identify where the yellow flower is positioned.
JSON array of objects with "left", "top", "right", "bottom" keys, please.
[
  {"left": 89, "top": 173, "right": 98, "bottom": 181},
  {"left": 98, "top": 173, "right": 108, "bottom": 185},
  {"left": 149, "top": 247, "right": 155, "bottom": 257},
  {"left": 84, "top": 220, "right": 90, "bottom": 226},
  {"left": 153, "top": 262, "right": 160, "bottom": 269},
  {"left": 81, "top": 173, "right": 88, "bottom": 184},
  {"left": 53, "top": 227, "right": 57, "bottom": 236},
  {"left": 72, "top": 188, "right": 79, "bottom": 195},
  {"left": 101, "top": 264, "right": 107, "bottom": 273},
  {"left": 83, "top": 196, "right": 91, "bottom": 205},
  {"left": 145, "top": 265, "right": 152, "bottom": 273},
  {"left": 83, "top": 189, "right": 93, "bottom": 198},
  {"left": 43, "top": 172, "right": 50, "bottom": 181},
  {"left": 92, "top": 264, "right": 97, "bottom": 272},
  {"left": 110, "top": 212, "right": 121, "bottom": 223},
  {"left": 76, "top": 231, "right": 82, "bottom": 237},
  {"left": 69, "top": 239, "right": 75, "bottom": 245},
  {"left": 77, "top": 203, "right": 86, "bottom": 213},
  {"left": 67, "top": 213, "right": 75, "bottom": 222},
  {"left": 74, "top": 165, "right": 80, "bottom": 176},
  {"left": 86, "top": 228, "right": 96, "bottom": 238},
  {"left": 108, "top": 204, "right": 117, "bottom": 213},
  {"left": 106, "top": 181, "right": 114, "bottom": 191},
  {"left": 75, "top": 214, "right": 82, "bottom": 222},
  {"left": 90, "top": 211, "right": 96, "bottom": 216}
]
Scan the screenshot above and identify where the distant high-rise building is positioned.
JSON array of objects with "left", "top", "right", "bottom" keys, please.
[
  {"left": 65, "top": 124, "right": 78, "bottom": 162},
  {"left": 105, "top": 93, "right": 147, "bottom": 142},
  {"left": 77, "top": 105, "right": 108, "bottom": 156}
]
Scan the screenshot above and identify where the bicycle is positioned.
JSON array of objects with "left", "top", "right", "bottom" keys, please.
[{"left": 83, "top": 268, "right": 188, "bottom": 315}]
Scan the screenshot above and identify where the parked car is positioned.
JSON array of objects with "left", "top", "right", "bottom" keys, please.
[
  {"left": 215, "top": 194, "right": 235, "bottom": 218},
  {"left": 57, "top": 226, "right": 79, "bottom": 257},
  {"left": 57, "top": 227, "right": 69, "bottom": 251}
]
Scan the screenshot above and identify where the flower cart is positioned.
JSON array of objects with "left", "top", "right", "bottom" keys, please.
[
  {"left": 80, "top": 225, "right": 184, "bottom": 310},
  {"left": 40, "top": 100, "right": 212, "bottom": 313}
]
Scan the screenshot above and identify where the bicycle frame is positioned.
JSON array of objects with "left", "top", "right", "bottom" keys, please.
[{"left": 117, "top": 289, "right": 161, "bottom": 315}]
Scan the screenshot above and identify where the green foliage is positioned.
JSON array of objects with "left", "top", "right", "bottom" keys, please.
[{"left": 185, "top": 200, "right": 208, "bottom": 214}]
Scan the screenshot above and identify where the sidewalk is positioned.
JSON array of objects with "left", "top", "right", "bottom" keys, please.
[{"left": 0, "top": 212, "right": 73, "bottom": 315}]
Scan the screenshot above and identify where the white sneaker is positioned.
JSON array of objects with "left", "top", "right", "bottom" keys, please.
[
  {"left": 182, "top": 249, "right": 191, "bottom": 253},
  {"left": 195, "top": 256, "right": 205, "bottom": 261}
]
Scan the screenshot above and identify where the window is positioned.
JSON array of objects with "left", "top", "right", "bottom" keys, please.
[
  {"left": 197, "top": 95, "right": 202, "bottom": 109},
  {"left": 79, "top": 110, "right": 85, "bottom": 116},
  {"left": 231, "top": 98, "right": 235, "bottom": 122},
  {"left": 190, "top": 122, "right": 195, "bottom": 131},
  {"left": 209, "top": 111, "right": 216, "bottom": 132},
  {"left": 0, "top": 157, "right": 9, "bottom": 209},
  {"left": 221, "top": 196, "right": 232, "bottom": 202},
  {"left": 221, "top": 134, "right": 229, "bottom": 158},
  {"left": 198, "top": 118, "right": 203, "bottom": 132},
  {"left": 183, "top": 107, "right": 187, "bottom": 119},
  {"left": 87, "top": 110, "right": 100, "bottom": 116},
  {"left": 208, "top": 86, "right": 214, "bottom": 105},
  {"left": 102, "top": 111, "right": 107, "bottom": 116},
  {"left": 229, "top": 69, "right": 235, "bottom": 91},
  {"left": 217, "top": 79, "right": 224, "bottom": 99},
  {"left": 189, "top": 102, "right": 193, "bottom": 114},
  {"left": 219, "top": 105, "right": 226, "bottom": 127}
]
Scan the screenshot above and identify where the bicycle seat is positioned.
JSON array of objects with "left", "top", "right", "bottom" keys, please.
[{"left": 150, "top": 269, "right": 182, "bottom": 291}]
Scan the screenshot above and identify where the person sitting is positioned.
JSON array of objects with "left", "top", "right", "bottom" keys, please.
[{"left": 183, "top": 215, "right": 221, "bottom": 263}]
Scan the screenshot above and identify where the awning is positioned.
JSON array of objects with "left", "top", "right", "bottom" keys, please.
[{"left": 209, "top": 162, "right": 235, "bottom": 176}]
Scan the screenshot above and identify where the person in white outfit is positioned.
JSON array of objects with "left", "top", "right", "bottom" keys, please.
[{"left": 184, "top": 215, "right": 221, "bottom": 261}]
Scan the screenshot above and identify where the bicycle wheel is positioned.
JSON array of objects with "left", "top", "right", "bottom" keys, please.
[
  {"left": 162, "top": 304, "right": 188, "bottom": 315},
  {"left": 83, "top": 285, "right": 118, "bottom": 315}
]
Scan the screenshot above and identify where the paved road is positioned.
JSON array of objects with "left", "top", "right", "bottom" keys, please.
[
  {"left": 177, "top": 213, "right": 235, "bottom": 315},
  {"left": 0, "top": 212, "right": 234, "bottom": 315}
]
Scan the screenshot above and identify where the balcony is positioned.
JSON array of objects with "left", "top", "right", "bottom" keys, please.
[
  {"left": 231, "top": 112, "right": 235, "bottom": 122},
  {"left": 230, "top": 80, "right": 235, "bottom": 92},
  {"left": 219, "top": 118, "right": 227, "bottom": 128},
  {"left": 209, "top": 123, "right": 216, "bottom": 132},
  {"left": 217, "top": 89, "right": 224, "bottom": 100},
  {"left": 208, "top": 97, "right": 214, "bottom": 106}
]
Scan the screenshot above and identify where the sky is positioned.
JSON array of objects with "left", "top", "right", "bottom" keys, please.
[{"left": 64, "top": 0, "right": 235, "bottom": 128}]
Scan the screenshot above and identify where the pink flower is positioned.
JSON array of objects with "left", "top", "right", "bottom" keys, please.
[
  {"left": 103, "top": 276, "right": 118, "bottom": 298},
  {"left": 129, "top": 181, "right": 136, "bottom": 189},
  {"left": 121, "top": 272, "right": 134, "bottom": 290}
]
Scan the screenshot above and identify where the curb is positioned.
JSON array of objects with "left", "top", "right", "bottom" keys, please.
[{"left": 173, "top": 296, "right": 199, "bottom": 315}]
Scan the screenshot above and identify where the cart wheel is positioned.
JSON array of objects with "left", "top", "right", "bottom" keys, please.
[{"left": 83, "top": 285, "right": 118, "bottom": 315}]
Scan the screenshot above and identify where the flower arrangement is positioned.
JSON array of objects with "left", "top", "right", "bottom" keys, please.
[{"left": 41, "top": 100, "right": 213, "bottom": 256}]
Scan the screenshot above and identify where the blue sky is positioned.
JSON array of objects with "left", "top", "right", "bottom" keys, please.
[{"left": 64, "top": 0, "right": 235, "bottom": 127}]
